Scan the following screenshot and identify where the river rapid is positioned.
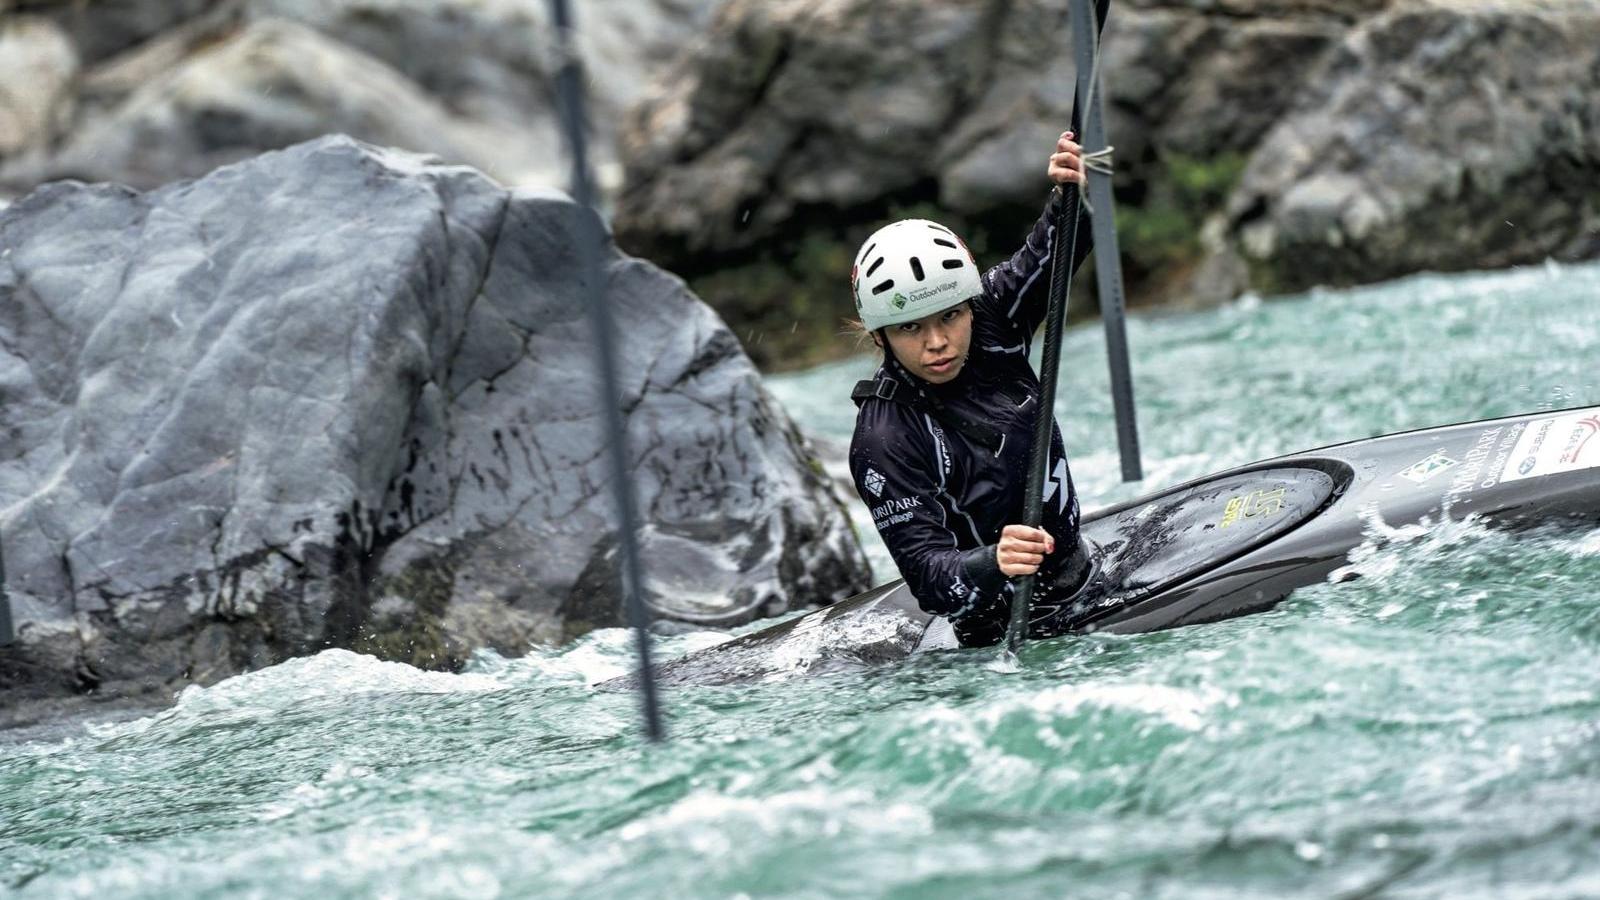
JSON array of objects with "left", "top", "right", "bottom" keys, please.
[{"left": 4, "top": 261, "right": 1599, "bottom": 898}]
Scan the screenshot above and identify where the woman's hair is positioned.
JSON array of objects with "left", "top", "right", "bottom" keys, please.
[{"left": 841, "top": 317, "right": 880, "bottom": 352}]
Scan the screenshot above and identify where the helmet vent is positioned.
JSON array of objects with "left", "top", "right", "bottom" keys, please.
[
  {"left": 932, "top": 238, "right": 957, "bottom": 248},
  {"left": 910, "top": 257, "right": 925, "bottom": 281},
  {"left": 942, "top": 258, "right": 965, "bottom": 270},
  {"left": 872, "top": 280, "right": 896, "bottom": 295},
  {"left": 866, "top": 257, "right": 885, "bottom": 277}
]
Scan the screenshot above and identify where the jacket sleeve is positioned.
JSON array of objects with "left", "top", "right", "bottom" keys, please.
[
  {"left": 850, "top": 419, "right": 1009, "bottom": 619},
  {"left": 978, "top": 188, "right": 1094, "bottom": 339}
]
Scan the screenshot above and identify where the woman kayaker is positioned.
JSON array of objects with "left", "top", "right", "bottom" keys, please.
[{"left": 847, "top": 130, "right": 1093, "bottom": 647}]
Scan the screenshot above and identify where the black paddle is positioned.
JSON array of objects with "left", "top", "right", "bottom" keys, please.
[{"left": 1001, "top": 0, "right": 1114, "bottom": 662}]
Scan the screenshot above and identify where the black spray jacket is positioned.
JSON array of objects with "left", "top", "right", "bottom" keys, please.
[{"left": 848, "top": 190, "right": 1092, "bottom": 647}]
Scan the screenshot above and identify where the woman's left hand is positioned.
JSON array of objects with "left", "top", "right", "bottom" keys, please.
[{"left": 1047, "top": 131, "right": 1085, "bottom": 186}]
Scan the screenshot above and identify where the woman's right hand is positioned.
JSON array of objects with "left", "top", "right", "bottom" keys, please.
[{"left": 996, "top": 525, "right": 1055, "bottom": 577}]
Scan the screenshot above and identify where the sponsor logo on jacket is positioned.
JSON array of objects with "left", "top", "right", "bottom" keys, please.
[
  {"left": 863, "top": 467, "right": 886, "bottom": 497},
  {"left": 872, "top": 496, "right": 923, "bottom": 529}
]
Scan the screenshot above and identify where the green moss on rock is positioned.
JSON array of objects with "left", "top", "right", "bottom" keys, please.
[
  {"left": 354, "top": 555, "right": 457, "bottom": 670},
  {"left": 1119, "top": 151, "right": 1248, "bottom": 276}
]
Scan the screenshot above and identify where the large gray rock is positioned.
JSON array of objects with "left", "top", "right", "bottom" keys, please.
[
  {"left": 613, "top": 0, "right": 1383, "bottom": 267},
  {"left": 2, "top": 0, "right": 720, "bottom": 196},
  {"left": 1204, "top": 0, "right": 1600, "bottom": 296},
  {"left": 253, "top": 0, "right": 719, "bottom": 187},
  {"left": 0, "top": 136, "right": 870, "bottom": 699},
  {"left": 13, "top": 19, "right": 520, "bottom": 193}
]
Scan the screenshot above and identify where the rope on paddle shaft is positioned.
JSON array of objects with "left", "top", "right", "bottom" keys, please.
[
  {"left": 1075, "top": 0, "right": 1113, "bottom": 212},
  {"left": 1072, "top": 0, "right": 1115, "bottom": 216},
  {"left": 1001, "top": 0, "right": 1111, "bottom": 660},
  {"left": 1077, "top": 146, "right": 1115, "bottom": 215},
  {"left": 549, "top": 0, "right": 665, "bottom": 742}
]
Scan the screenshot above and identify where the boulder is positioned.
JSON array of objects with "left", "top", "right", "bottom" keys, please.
[
  {"left": 1207, "top": 0, "right": 1600, "bottom": 296},
  {"left": 252, "top": 0, "right": 719, "bottom": 187},
  {"left": 0, "top": 136, "right": 870, "bottom": 700},
  {"left": 0, "top": 16, "right": 79, "bottom": 159},
  {"left": 2, "top": 0, "right": 720, "bottom": 196},
  {"left": 6, "top": 19, "right": 537, "bottom": 193}
]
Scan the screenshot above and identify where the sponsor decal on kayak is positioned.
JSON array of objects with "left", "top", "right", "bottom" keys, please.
[
  {"left": 1220, "top": 488, "right": 1286, "bottom": 528},
  {"left": 1499, "top": 408, "right": 1600, "bottom": 483},
  {"left": 1444, "top": 423, "right": 1524, "bottom": 502},
  {"left": 1400, "top": 451, "right": 1458, "bottom": 484},
  {"left": 1563, "top": 416, "right": 1600, "bottom": 463}
]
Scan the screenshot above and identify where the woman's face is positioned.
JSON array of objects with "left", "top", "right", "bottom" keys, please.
[{"left": 875, "top": 302, "right": 973, "bottom": 385}]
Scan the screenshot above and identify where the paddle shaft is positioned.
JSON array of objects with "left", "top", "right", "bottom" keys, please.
[
  {"left": 1000, "top": 195, "right": 1083, "bottom": 657},
  {"left": 1002, "top": 0, "right": 1111, "bottom": 658}
]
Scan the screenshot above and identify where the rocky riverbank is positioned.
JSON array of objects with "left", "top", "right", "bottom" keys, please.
[
  {"left": 0, "top": 0, "right": 719, "bottom": 195},
  {"left": 0, "top": 137, "right": 870, "bottom": 705},
  {"left": 4, "top": 0, "right": 1595, "bottom": 370},
  {"left": 616, "top": 0, "right": 1600, "bottom": 367}
]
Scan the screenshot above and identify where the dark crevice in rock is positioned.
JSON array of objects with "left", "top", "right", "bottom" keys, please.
[
  {"left": 442, "top": 188, "right": 512, "bottom": 385},
  {"left": 451, "top": 349, "right": 529, "bottom": 403}
]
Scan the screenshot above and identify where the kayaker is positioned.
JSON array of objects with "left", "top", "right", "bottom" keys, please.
[{"left": 847, "top": 130, "right": 1094, "bottom": 647}]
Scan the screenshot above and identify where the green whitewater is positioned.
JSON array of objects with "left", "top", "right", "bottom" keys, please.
[{"left": 4, "top": 262, "right": 1599, "bottom": 898}]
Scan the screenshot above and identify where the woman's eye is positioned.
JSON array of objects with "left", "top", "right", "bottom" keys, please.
[
  {"left": 943, "top": 309, "right": 961, "bottom": 322},
  {"left": 898, "top": 324, "right": 919, "bottom": 334}
]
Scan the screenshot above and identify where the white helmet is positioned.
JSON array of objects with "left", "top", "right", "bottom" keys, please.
[{"left": 851, "top": 219, "right": 982, "bottom": 331}]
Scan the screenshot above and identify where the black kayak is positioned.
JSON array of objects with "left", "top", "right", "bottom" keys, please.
[{"left": 604, "top": 405, "right": 1600, "bottom": 688}]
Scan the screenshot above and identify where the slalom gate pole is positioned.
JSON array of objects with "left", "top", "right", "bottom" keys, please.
[
  {"left": 1001, "top": 0, "right": 1112, "bottom": 661},
  {"left": 1070, "top": 0, "right": 1143, "bottom": 483},
  {"left": 549, "top": 0, "right": 665, "bottom": 742}
]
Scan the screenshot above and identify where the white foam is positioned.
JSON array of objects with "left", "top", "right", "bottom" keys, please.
[
  {"left": 918, "top": 680, "right": 1231, "bottom": 736},
  {"left": 1329, "top": 506, "right": 1494, "bottom": 585},
  {"left": 760, "top": 610, "right": 913, "bottom": 681},
  {"left": 1020, "top": 682, "right": 1229, "bottom": 732},
  {"left": 87, "top": 649, "right": 506, "bottom": 740},
  {"left": 486, "top": 626, "right": 735, "bottom": 687},
  {"left": 1563, "top": 528, "right": 1600, "bottom": 558},
  {"left": 617, "top": 786, "right": 933, "bottom": 846}
]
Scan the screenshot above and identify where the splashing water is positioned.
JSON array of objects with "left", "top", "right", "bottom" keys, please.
[{"left": 4, "top": 262, "right": 1599, "bottom": 898}]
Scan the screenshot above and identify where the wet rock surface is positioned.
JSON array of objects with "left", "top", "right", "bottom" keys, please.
[
  {"left": 1, "top": 0, "right": 719, "bottom": 195},
  {"left": 612, "top": 0, "right": 1385, "bottom": 269},
  {"left": 7, "top": 0, "right": 1593, "bottom": 365},
  {"left": 614, "top": 0, "right": 1600, "bottom": 311},
  {"left": 0, "top": 137, "right": 871, "bottom": 702},
  {"left": 1210, "top": 0, "right": 1600, "bottom": 297}
]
